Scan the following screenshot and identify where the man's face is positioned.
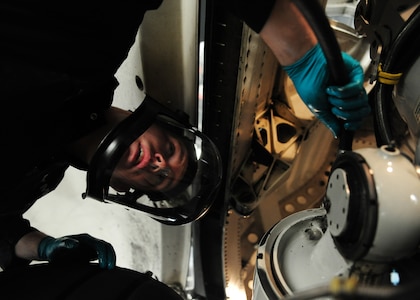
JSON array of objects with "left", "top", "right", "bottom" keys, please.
[{"left": 110, "top": 123, "right": 189, "bottom": 193}]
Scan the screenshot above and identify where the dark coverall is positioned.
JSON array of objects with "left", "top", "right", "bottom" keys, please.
[{"left": 0, "top": 0, "right": 274, "bottom": 270}]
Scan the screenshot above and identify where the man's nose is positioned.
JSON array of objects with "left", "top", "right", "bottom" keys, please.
[{"left": 150, "top": 153, "right": 167, "bottom": 171}]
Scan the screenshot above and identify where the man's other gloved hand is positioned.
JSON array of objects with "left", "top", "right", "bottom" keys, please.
[
  {"left": 283, "top": 44, "right": 370, "bottom": 138},
  {"left": 38, "top": 234, "right": 116, "bottom": 270}
]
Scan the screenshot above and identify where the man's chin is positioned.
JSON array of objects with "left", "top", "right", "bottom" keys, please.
[{"left": 109, "top": 181, "right": 130, "bottom": 193}]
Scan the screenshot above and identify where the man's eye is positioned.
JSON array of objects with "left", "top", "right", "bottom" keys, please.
[{"left": 168, "top": 142, "right": 175, "bottom": 157}]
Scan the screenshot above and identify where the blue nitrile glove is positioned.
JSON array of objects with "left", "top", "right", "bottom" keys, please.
[
  {"left": 283, "top": 44, "right": 370, "bottom": 138},
  {"left": 38, "top": 234, "right": 116, "bottom": 270}
]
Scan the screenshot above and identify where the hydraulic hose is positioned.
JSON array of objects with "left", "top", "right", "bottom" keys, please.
[
  {"left": 292, "top": 0, "right": 353, "bottom": 151},
  {"left": 374, "top": 5, "right": 420, "bottom": 146}
]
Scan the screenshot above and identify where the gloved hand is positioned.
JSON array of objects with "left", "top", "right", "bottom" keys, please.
[
  {"left": 38, "top": 234, "right": 116, "bottom": 269},
  {"left": 283, "top": 44, "right": 370, "bottom": 138}
]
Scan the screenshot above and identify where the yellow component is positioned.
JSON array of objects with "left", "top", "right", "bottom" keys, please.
[
  {"left": 377, "top": 63, "right": 403, "bottom": 85},
  {"left": 329, "top": 277, "right": 342, "bottom": 295},
  {"left": 344, "top": 275, "right": 359, "bottom": 293},
  {"left": 329, "top": 275, "right": 359, "bottom": 295}
]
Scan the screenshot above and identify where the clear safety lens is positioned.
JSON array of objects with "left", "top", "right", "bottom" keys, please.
[{"left": 105, "top": 116, "right": 222, "bottom": 225}]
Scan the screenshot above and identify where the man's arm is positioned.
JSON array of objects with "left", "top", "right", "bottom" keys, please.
[
  {"left": 15, "top": 230, "right": 47, "bottom": 261},
  {"left": 15, "top": 230, "right": 117, "bottom": 270},
  {"left": 254, "top": 0, "right": 370, "bottom": 137},
  {"left": 259, "top": 0, "right": 317, "bottom": 66}
]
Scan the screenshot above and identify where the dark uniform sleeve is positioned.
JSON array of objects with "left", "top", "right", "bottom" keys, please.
[
  {"left": 0, "top": 0, "right": 164, "bottom": 271},
  {"left": 220, "top": 0, "right": 276, "bottom": 33},
  {"left": 0, "top": 159, "right": 69, "bottom": 270},
  {"left": 0, "top": 215, "right": 36, "bottom": 270}
]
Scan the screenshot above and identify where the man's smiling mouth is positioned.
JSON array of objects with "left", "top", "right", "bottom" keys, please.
[
  {"left": 134, "top": 144, "right": 150, "bottom": 169},
  {"left": 136, "top": 146, "right": 144, "bottom": 164}
]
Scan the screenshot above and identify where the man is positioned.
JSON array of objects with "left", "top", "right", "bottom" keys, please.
[{"left": 0, "top": 0, "right": 369, "bottom": 274}]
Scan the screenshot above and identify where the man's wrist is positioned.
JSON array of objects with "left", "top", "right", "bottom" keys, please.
[{"left": 15, "top": 231, "right": 49, "bottom": 261}]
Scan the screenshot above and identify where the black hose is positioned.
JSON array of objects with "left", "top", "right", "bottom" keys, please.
[
  {"left": 292, "top": 0, "right": 353, "bottom": 151},
  {"left": 374, "top": 5, "right": 420, "bottom": 146}
]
